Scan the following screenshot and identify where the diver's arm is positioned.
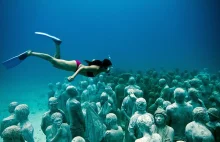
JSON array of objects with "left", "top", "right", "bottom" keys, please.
[
  {"left": 67, "top": 66, "right": 85, "bottom": 82},
  {"left": 67, "top": 65, "right": 99, "bottom": 82}
]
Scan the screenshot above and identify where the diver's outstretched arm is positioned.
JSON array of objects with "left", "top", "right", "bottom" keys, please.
[
  {"left": 68, "top": 66, "right": 85, "bottom": 82},
  {"left": 67, "top": 65, "right": 99, "bottom": 82}
]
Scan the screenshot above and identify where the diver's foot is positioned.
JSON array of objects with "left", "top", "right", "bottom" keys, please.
[
  {"left": 35, "top": 32, "right": 62, "bottom": 46},
  {"left": 27, "top": 50, "right": 32, "bottom": 56},
  {"left": 54, "top": 54, "right": 61, "bottom": 59},
  {"left": 19, "top": 50, "right": 32, "bottom": 60},
  {"left": 52, "top": 38, "right": 62, "bottom": 46}
]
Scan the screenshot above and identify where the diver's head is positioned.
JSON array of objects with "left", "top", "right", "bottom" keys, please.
[{"left": 102, "top": 59, "right": 112, "bottom": 72}]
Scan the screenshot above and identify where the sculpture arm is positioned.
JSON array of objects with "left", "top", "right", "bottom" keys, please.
[
  {"left": 121, "top": 102, "right": 130, "bottom": 121},
  {"left": 66, "top": 125, "right": 72, "bottom": 142},
  {"left": 75, "top": 103, "right": 86, "bottom": 130},
  {"left": 128, "top": 118, "right": 137, "bottom": 140},
  {"left": 46, "top": 127, "right": 61, "bottom": 142},
  {"left": 22, "top": 127, "right": 35, "bottom": 142},
  {"left": 41, "top": 116, "right": 47, "bottom": 134}
]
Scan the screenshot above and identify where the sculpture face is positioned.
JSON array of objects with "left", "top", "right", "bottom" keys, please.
[
  {"left": 136, "top": 99, "right": 146, "bottom": 111},
  {"left": 193, "top": 107, "right": 210, "bottom": 123},
  {"left": 53, "top": 117, "right": 62, "bottom": 128},
  {"left": 99, "top": 75, "right": 104, "bottom": 81},
  {"left": 56, "top": 82, "right": 62, "bottom": 90},
  {"left": 203, "top": 112, "right": 210, "bottom": 123},
  {"left": 50, "top": 103, "right": 58, "bottom": 112},
  {"left": 155, "top": 114, "right": 165, "bottom": 125},
  {"left": 100, "top": 93, "right": 108, "bottom": 104},
  {"left": 15, "top": 111, "right": 22, "bottom": 122}
]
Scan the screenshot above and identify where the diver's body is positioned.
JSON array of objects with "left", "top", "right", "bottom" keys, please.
[{"left": 3, "top": 32, "right": 112, "bottom": 82}]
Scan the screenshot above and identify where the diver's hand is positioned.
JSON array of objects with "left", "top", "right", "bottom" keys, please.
[{"left": 67, "top": 76, "right": 74, "bottom": 82}]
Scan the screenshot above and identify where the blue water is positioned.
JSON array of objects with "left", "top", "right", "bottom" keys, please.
[{"left": 0, "top": 0, "right": 219, "bottom": 104}]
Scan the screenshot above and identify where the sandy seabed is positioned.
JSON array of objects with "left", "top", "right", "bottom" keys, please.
[{"left": 0, "top": 85, "right": 49, "bottom": 142}]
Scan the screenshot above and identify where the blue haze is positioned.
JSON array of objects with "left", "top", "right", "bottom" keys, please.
[{"left": 0, "top": 0, "right": 219, "bottom": 100}]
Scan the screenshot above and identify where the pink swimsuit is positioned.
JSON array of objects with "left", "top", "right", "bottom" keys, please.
[{"left": 75, "top": 60, "right": 81, "bottom": 71}]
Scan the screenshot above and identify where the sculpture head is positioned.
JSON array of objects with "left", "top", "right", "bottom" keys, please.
[
  {"left": 188, "top": 88, "right": 199, "bottom": 101},
  {"left": 174, "top": 88, "right": 186, "bottom": 104},
  {"left": 49, "top": 97, "right": 59, "bottom": 112},
  {"left": 2, "top": 125, "right": 24, "bottom": 142},
  {"left": 201, "top": 76, "right": 209, "bottom": 85},
  {"left": 193, "top": 107, "right": 209, "bottom": 123},
  {"left": 88, "top": 78, "right": 94, "bottom": 84},
  {"left": 56, "top": 82, "right": 62, "bottom": 90},
  {"left": 155, "top": 98, "right": 164, "bottom": 107},
  {"left": 81, "top": 81, "right": 88, "bottom": 90},
  {"left": 171, "top": 79, "right": 178, "bottom": 87},
  {"left": 15, "top": 104, "right": 29, "bottom": 122},
  {"left": 8, "top": 102, "right": 19, "bottom": 114},
  {"left": 105, "top": 86, "right": 113, "bottom": 94},
  {"left": 128, "top": 76, "right": 136, "bottom": 85},
  {"left": 99, "top": 75, "right": 104, "bottom": 81},
  {"left": 72, "top": 136, "right": 85, "bottom": 142},
  {"left": 118, "top": 78, "right": 125, "bottom": 84},
  {"left": 48, "top": 83, "right": 54, "bottom": 90},
  {"left": 105, "top": 113, "right": 117, "bottom": 129},
  {"left": 207, "top": 108, "right": 219, "bottom": 121},
  {"left": 51, "top": 112, "right": 63, "bottom": 128},
  {"left": 154, "top": 108, "right": 167, "bottom": 126},
  {"left": 135, "top": 98, "right": 147, "bottom": 112},
  {"left": 66, "top": 86, "right": 78, "bottom": 97},
  {"left": 159, "top": 78, "right": 166, "bottom": 87},
  {"left": 100, "top": 92, "right": 108, "bottom": 104}
]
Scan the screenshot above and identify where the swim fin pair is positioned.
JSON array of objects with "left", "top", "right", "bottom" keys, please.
[{"left": 2, "top": 32, "right": 62, "bottom": 69}]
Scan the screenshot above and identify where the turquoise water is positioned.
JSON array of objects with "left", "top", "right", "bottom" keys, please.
[{"left": 0, "top": 0, "right": 219, "bottom": 141}]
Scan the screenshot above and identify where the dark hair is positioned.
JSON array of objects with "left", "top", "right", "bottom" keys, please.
[
  {"left": 102, "top": 59, "right": 112, "bottom": 68},
  {"left": 85, "top": 59, "right": 112, "bottom": 68}
]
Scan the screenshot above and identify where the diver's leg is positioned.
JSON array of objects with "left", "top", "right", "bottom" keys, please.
[
  {"left": 29, "top": 51, "right": 77, "bottom": 71},
  {"left": 29, "top": 52, "right": 54, "bottom": 62},
  {"left": 54, "top": 44, "right": 61, "bottom": 59},
  {"left": 34, "top": 32, "right": 62, "bottom": 59}
]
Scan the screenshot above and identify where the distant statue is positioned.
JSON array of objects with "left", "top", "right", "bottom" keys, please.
[
  {"left": 96, "top": 92, "right": 113, "bottom": 122},
  {"left": 187, "top": 88, "right": 206, "bottom": 109},
  {"left": 1, "top": 125, "right": 25, "bottom": 142},
  {"left": 135, "top": 115, "right": 162, "bottom": 142},
  {"left": 185, "top": 107, "right": 215, "bottom": 142},
  {"left": 41, "top": 97, "right": 67, "bottom": 135},
  {"left": 15, "top": 104, "right": 34, "bottom": 142},
  {"left": 66, "top": 86, "right": 85, "bottom": 138},
  {"left": 46, "top": 112, "right": 72, "bottom": 142},
  {"left": 166, "top": 88, "right": 193, "bottom": 141},
  {"left": 102, "top": 113, "right": 124, "bottom": 142},
  {"left": 154, "top": 108, "right": 174, "bottom": 142},
  {"left": 206, "top": 108, "right": 220, "bottom": 142},
  {"left": 128, "top": 98, "right": 154, "bottom": 142},
  {"left": 0, "top": 102, "right": 19, "bottom": 137}
]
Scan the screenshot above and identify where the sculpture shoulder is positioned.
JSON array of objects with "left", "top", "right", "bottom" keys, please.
[
  {"left": 166, "top": 103, "right": 175, "bottom": 111},
  {"left": 2, "top": 115, "right": 15, "bottom": 121},
  {"left": 61, "top": 123, "right": 69, "bottom": 129},
  {"left": 152, "top": 133, "right": 162, "bottom": 142},
  {"left": 167, "top": 125, "right": 174, "bottom": 133},
  {"left": 186, "top": 121, "right": 195, "bottom": 130},
  {"left": 46, "top": 125, "right": 53, "bottom": 132},
  {"left": 68, "top": 99, "right": 81, "bottom": 108},
  {"left": 42, "top": 111, "right": 51, "bottom": 118}
]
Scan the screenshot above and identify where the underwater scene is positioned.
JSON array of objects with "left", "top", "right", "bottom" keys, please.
[{"left": 0, "top": 0, "right": 220, "bottom": 142}]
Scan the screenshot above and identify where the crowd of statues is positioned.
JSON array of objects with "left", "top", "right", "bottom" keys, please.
[{"left": 1, "top": 68, "right": 220, "bottom": 142}]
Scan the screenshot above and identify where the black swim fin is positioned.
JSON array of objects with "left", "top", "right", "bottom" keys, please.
[{"left": 2, "top": 50, "right": 30, "bottom": 69}]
